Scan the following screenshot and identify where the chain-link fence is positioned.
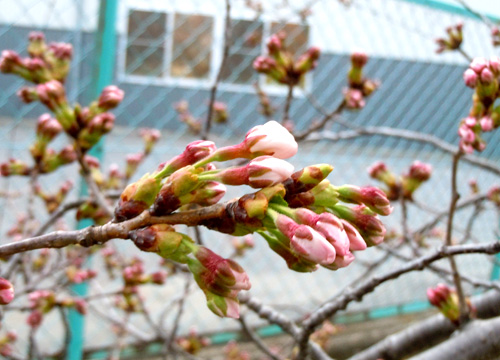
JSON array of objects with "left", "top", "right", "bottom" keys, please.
[{"left": 1, "top": 0, "right": 500, "bottom": 357}]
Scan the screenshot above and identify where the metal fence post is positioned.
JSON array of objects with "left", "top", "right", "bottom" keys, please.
[{"left": 67, "top": 1, "right": 118, "bottom": 359}]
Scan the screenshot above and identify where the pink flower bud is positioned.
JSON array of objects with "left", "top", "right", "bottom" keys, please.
[
  {"left": 0, "top": 278, "right": 14, "bottom": 305},
  {"left": 487, "top": 186, "right": 500, "bottom": 206},
  {"left": 408, "top": 161, "right": 432, "bottom": 182},
  {"left": 27, "top": 310, "right": 43, "bottom": 328},
  {"left": 36, "top": 80, "right": 67, "bottom": 111},
  {"left": 336, "top": 185, "right": 393, "bottom": 216},
  {"left": 322, "top": 251, "right": 355, "bottom": 270},
  {"left": 17, "top": 86, "right": 38, "bottom": 103},
  {"left": 351, "top": 51, "right": 368, "bottom": 68},
  {"left": 36, "top": 113, "right": 62, "bottom": 140},
  {"left": 367, "top": 161, "right": 388, "bottom": 179},
  {"left": 246, "top": 156, "right": 294, "bottom": 188},
  {"left": 464, "top": 116, "right": 477, "bottom": 127},
  {"left": 315, "top": 213, "right": 350, "bottom": 257},
  {"left": 98, "top": 85, "right": 125, "bottom": 110},
  {"left": 88, "top": 112, "right": 115, "bottom": 133},
  {"left": 0, "top": 50, "right": 24, "bottom": 73},
  {"left": 463, "top": 68, "right": 478, "bottom": 88},
  {"left": 480, "top": 116, "right": 494, "bottom": 131},
  {"left": 243, "top": 120, "right": 298, "bottom": 159},
  {"left": 490, "top": 56, "right": 500, "bottom": 74},
  {"left": 48, "top": 42, "right": 73, "bottom": 60},
  {"left": 266, "top": 34, "right": 283, "bottom": 56},
  {"left": 480, "top": 67, "right": 494, "bottom": 84},
  {"left": 344, "top": 88, "right": 365, "bottom": 109},
  {"left": 458, "top": 124, "right": 476, "bottom": 143},
  {"left": 470, "top": 57, "right": 488, "bottom": 74},
  {"left": 290, "top": 225, "right": 337, "bottom": 265},
  {"left": 340, "top": 219, "right": 367, "bottom": 251}
]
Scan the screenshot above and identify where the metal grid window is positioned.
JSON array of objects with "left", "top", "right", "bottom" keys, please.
[{"left": 121, "top": 9, "right": 311, "bottom": 94}]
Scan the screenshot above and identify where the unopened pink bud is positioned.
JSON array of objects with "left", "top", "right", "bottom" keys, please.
[
  {"left": 480, "top": 67, "right": 494, "bottom": 84},
  {"left": 27, "top": 310, "right": 43, "bottom": 328},
  {"left": 37, "top": 113, "right": 62, "bottom": 140},
  {"left": 480, "top": 116, "right": 494, "bottom": 131},
  {"left": 463, "top": 68, "right": 478, "bottom": 88},
  {"left": 49, "top": 42, "right": 73, "bottom": 60},
  {"left": 408, "top": 161, "right": 432, "bottom": 182},
  {"left": 470, "top": 57, "right": 488, "bottom": 74},
  {"left": 244, "top": 120, "right": 298, "bottom": 159},
  {"left": 98, "top": 85, "right": 125, "bottom": 110},
  {"left": 464, "top": 116, "right": 477, "bottom": 127},
  {"left": 458, "top": 125, "right": 475, "bottom": 143},
  {"left": 490, "top": 56, "right": 500, "bottom": 74},
  {"left": 0, "top": 278, "right": 14, "bottom": 305},
  {"left": 351, "top": 51, "right": 368, "bottom": 68}
]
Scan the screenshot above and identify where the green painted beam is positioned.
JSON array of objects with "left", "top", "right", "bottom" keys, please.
[
  {"left": 398, "top": 0, "right": 500, "bottom": 22},
  {"left": 67, "top": 0, "right": 119, "bottom": 359}
]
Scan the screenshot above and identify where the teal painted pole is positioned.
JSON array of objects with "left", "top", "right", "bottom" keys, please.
[
  {"left": 67, "top": 1, "right": 119, "bottom": 359},
  {"left": 398, "top": 0, "right": 500, "bottom": 21},
  {"left": 491, "top": 254, "right": 500, "bottom": 280}
]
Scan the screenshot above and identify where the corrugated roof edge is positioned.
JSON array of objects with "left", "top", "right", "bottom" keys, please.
[{"left": 399, "top": 0, "right": 500, "bottom": 22}]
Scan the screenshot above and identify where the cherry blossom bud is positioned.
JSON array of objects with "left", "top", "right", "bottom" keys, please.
[
  {"left": 205, "top": 292, "right": 240, "bottom": 319},
  {"left": 49, "top": 42, "right": 73, "bottom": 60},
  {"left": 36, "top": 113, "right": 62, "bottom": 140},
  {"left": 160, "top": 140, "right": 217, "bottom": 176},
  {"left": 284, "top": 164, "right": 333, "bottom": 196},
  {"left": 125, "top": 153, "right": 143, "bottom": 178},
  {"left": 36, "top": 80, "right": 66, "bottom": 111},
  {"left": 0, "top": 50, "right": 25, "bottom": 74},
  {"left": 470, "top": 57, "right": 488, "bottom": 74},
  {"left": 243, "top": 120, "right": 298, "bottom": 159},
  {"left": 490, "top": 56, "right": 500, "bottom": 74},
  {"left": 178, "top": 181, "right": 227, "bottom": 207},
  {"left": 0, "top": 158, "right": 30, "bottom": 176},
  {"left": 151, "top": 270, "right": 167, "bottom": 285},
  {"left": 115, "top": 174, "right": 162, "bottom": 222},
  {"left": 487, "top": 186, "right": 500, "bottom": 206},
  {"left": 212, "top": 102, "right": 229, "bottom": 123},
  {"left": 344, "top": 88, "right": 365, "bottom": 109},
  {"left": 407, "top": 161, "right": 432, "bottom": 182},
  {"left": 340, "top": 219, "right": 367, "bottom": 251},
  {"left": 28, "top": 31, "right": 46, "bottom": 57},
  {"left": 140, "top": 128, "right": 161, "bottom": 154},
  {"left": 336, "top": 185, "right": 392, "bottom": 216},
  {"left": 0, "top": 278, "right": 14, "bottom": 305},
  {"left": 98, "top": 85, "right": 124, "bottom": 110},
  {"left": 295, "top": 46, "right": 321, "bottom": 74},
  {"left": 17, "top": 86, "right": 38, "bottom": 103},
  {"left": 458, "top": 124, "right": 476, "bottom": 143},
  {"left": 480, "top": 67, "right": 494, "bottom": 84},
  {"left": 266, "top": 34, "right": 283, "bottom": 56},
  {"left": 480, "top": 116, "right": 494, "bottom": 131},
  {"left": 275, "top": 214, "right": 336, "bottom": 265},
  {"left": 463, "top": 68, "right": 478, "bottom": 88},
  {"left": 215, "top": 156, "right": 294, "bottom": 188},
  {"left": 351, "top": 51, "right": 368, "bottom": 68},
  {"left": 27, "top": 310, "right": 43, "bottom": 328},
  {"left": 322, "top": 251, "right": 355, "bottom": 270}
]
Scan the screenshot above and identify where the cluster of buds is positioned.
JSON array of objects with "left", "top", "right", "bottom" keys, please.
[
  {"left": 65, "top": 265, "right": 97, "bottom": 284},
  {"left": 27, "top": 289, "right": 86, "bottom": 328},
  {"left": 113, "top": 258, "right": 167, "bottom": 313},
  {"left": 174, "top": 100, "right": 201, "bottom": 134},
  {"left": 224, "top": 340, "right": 251, "bottom": 360},
  {"left": 5, "top": 215, "right": 29, "bottom": 243},
  {"left": 344, "top": 51, "right": 379, "bottom": 110},
  {"left": 139, "top": 128, "right": 161, "bottom": 155},
  {"left": 427, "top": 283, "right": 474, "bottom": 325},
  {"left": 0, "top": 331, "right": 17, "bottom": 357},
  {"left": 30, "top": 113, "right": 63, "bottom": 162},
  {"left": 460, "top": 57, "right": 500, "bottom": 153},
  {"left": 0, "top": 158, "right": 30, "bottom": 177},
  {"left": 368, "top": 160, "right": 432, "bottom": 201},
  {"left": 117, "top": 120, "right": 390, "bottom": 317},
  {"left": 253, "top": 32, "right": 320, "bottom": 86},
  {"left": 0, "top": 278, "right": 14, "bottom": 305},
  {"left": 1, "top": 34, "right": 124, "bottom": 152},
  {"left": 492, "top": 27, "right": 500, "bottom": 47},
  {"left": 34, "top": 180, "right": 73, "bottom": 213},
  {"left": 254, "top": 83, "right": 275, "bottom": 117},
  {"left": 176, "top": 326, "right": 211, "bottom": 355},
  {"left": 0, "top": 32, "right": 72, "bottom": 84},
  {"left": 435, "top": 23, "right": 463, "bottom": 53}
]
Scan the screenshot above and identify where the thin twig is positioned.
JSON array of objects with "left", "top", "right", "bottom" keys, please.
[
  {"left": 282, "top": 84, "right": 295, "bottom": 125},
  {"left": 294, "top": 100, "right": 346, "bottom": 141},
  {"left": 445, "top": 152, "right": 469, "bottom": 323},
  {"left": 165, "top": 277, "right": 191, "bottom": 357},
  {"left": 202, "top": 0, "right": 231, "bottom": 140},
  {"left": 238, "top": 314, "right": 283, "bottom": 360},
  {"left": 307, "top": 127, "right": 500, "bottom": 176}
]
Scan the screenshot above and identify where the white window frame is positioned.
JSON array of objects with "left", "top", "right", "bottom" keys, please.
[{"left": 118, "top": 5, "right": 311, "bottom": 97}]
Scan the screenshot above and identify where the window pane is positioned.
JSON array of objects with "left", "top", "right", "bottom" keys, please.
[
  {"left": 126, "top": 10, "right": 166, "bottom": 77},
  {"left": 126, "top": 45, "right": 164, "bottom": 77},
  {"left": 127, "top": 10, "right": 166, "bottom": 41},
  {"left": 221, "top": 20, "right": 263, "bottom": 84},
  {"left": 271, "top": 22, "right": 309, "bottom": 55},
  {"left": 171, "top": 14, "right": 213, "bottom": 79}
]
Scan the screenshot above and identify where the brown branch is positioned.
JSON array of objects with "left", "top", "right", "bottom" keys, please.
[
  {"left": 202, "top": 0, "right": 231, "bottom": 140},
  {"left": 238, "top": 314, "right": 284, "bottom": 360},
  {"left": 0, "top": 201, "right": 230, "bottom": 257},
  {"left": 306, "top": 127, "right": 500, "bottom": 176},
  {"left": 282, "top": 84, "right": 295, "bottom": 125},
  {"left": 296, "top": 242, "right": 500, "bottom": 358},
  {"left": 349, "top": 290, "right": 500, "bottom": 360}
]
